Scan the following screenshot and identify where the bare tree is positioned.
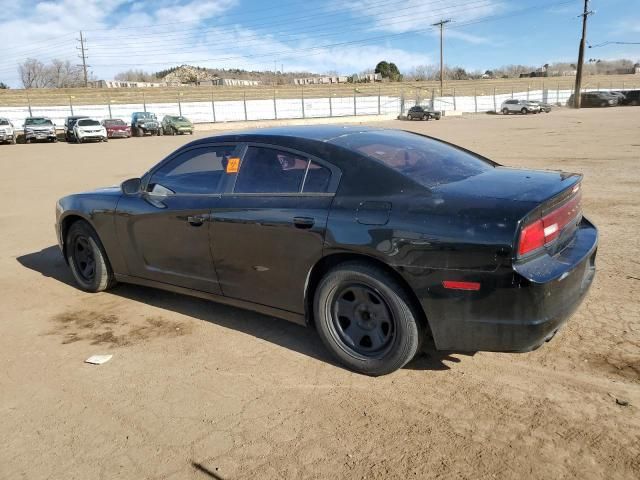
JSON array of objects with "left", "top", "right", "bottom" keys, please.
[
  {"left": 49, "top": 59, "right": 84, "bottom": 88},
  {"left": 19, "top": 58, "right": 49, "bottom": 88},
  {"left": 114, "top": 69, "right": 156, "bottom": 82}
]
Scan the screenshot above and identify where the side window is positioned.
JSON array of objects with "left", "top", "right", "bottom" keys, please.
[
  {"left": 235, "top": 147, "right": 308, "bottom": 193},
  {"left": 148, "top": 145, "right": 235, "bottom": 194},
  {"left": 302, "top": 161, "right": 331, "bottom": 193}
]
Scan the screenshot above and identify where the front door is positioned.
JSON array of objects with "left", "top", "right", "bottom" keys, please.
[
  {"left": 211, "top": 144, "right": 339, "bottom": 313},
  {"left": 115, "top": 144, "right": 238, "bottom": 293}
]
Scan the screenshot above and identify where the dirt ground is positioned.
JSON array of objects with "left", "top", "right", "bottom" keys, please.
[{"left": 1, "top": 108, "right": 638, "bottom": 480}]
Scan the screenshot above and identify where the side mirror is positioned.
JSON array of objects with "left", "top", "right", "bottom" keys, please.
[{"left": 121, "top": 178, "right": 142, "bottom": 195}]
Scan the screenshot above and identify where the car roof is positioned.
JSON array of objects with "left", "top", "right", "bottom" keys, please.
[{"left": 190, "top": 125, "right": 384, "bottom": 146}]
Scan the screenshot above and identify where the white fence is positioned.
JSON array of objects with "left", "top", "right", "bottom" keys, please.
[{"left": 0, "top": 87, "right": 633, "bottom": 128}]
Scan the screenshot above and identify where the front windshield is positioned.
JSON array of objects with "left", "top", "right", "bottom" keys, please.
[
  {"left": 0, "top": 119, "right": 9, "bottom": 126},
  {"left": 176, "top": 116, "right": 189, "bottom": 122},
  {"left": 78, "top": 119, "right": 100, "bottom": 127},
  {"left": 25, "top": 118, "right": 52, "bottom": 126},
  {"left": 332, "top": 130, "right": 494, "bottom": 188},
  {"left": 138, "top": 113, "right": 156, "bottom": 120}
]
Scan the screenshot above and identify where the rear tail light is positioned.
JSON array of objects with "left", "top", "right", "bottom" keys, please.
[{"left": 518, "top": 187, "right": 582, "bottom": 257}]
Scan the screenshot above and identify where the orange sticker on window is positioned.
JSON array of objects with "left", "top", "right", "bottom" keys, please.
[{"left": 226, "top": 157, "right": 240, "bottom": 173}]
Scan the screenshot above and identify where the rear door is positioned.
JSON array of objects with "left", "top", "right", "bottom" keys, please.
[
  {"left": 115, "top": 143, "right": 238, "bottom": 293},
  {"left": 210, "top": 144, "right": 340, "bottom": 313}
]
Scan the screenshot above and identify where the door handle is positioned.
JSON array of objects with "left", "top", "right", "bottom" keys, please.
[
  {"left": 187, "top": 215, "right": 206, "bottom": 226},
  {"left": 293, "top": 216, "right": 315, "bottom": 229}
]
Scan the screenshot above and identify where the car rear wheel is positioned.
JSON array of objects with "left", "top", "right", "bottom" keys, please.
[
  {"left": 422, "top": 114, "right": 428, "bottom": 121},
  {"left": 502, "top": 107, "right": 509, "bottom": 115},
  {"left": 314, "top": 262, "right": 423, "bottom": 376},
  {"left": 66, "top": 221, "right": 116, "bottom": 292},
  {"left": 407, "top": 114, "right": 413, "bottom": 120},
  {"left": 600, "top": 101, "right": 608, "bottom": 107}
]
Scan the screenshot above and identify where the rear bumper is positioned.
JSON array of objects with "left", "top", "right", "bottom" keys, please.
[{"left": 412, "top": 217, "right": 598, "bottom": 352}]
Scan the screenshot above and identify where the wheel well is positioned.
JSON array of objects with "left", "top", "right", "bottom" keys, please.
[{"left": 304, "top": 252, "right": 431, "bottom": 335}]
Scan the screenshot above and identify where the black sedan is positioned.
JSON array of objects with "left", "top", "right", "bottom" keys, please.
[{"left": 55, "top": 126, "right": 597, "bottom": 375}]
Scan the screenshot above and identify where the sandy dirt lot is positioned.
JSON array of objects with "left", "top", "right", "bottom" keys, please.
[{"left": 1, "top": 108, "right": 638, "bottom": 479}]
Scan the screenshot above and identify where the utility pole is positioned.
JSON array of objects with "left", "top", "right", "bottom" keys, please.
[
  {"left": 573, "top": 0, "right": 593, "bottom": 108},
  {"left": 432, "top": 19, "right": 451, "bottom": 94},
  {"left": 77, "top": 31, "right": 89, "bottom": 87}
]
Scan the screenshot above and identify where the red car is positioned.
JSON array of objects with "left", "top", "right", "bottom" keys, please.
[{"left": 101, "top": 119, "right": 131, "bottom": 139}]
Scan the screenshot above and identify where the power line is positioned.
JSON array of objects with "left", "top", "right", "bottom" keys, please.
[
  {"left": 86, "top": 1, "right": 494, "bottom": 59},
  {"left": 589, "top": 41, "right": 640, "bottom": 48}
]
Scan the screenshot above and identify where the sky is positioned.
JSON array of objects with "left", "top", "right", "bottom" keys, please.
[{"left": 0, "top": 0, "right": 638, "bottom": 87}]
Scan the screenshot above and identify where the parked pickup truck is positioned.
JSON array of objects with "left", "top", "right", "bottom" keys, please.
[{"left": 24, "top": 117, "right": 57, "bottom": 143}]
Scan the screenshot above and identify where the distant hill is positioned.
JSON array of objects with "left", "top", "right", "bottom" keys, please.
[{"left": 154, "top": 64, "right": 324, "bottom": 85}]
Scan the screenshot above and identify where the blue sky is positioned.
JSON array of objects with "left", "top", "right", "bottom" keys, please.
[{"left": 0, "top": 0, "right": 638, "bottom": 86}]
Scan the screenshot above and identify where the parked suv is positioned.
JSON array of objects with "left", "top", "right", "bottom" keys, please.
[
  {"left": 161, "top": 115, "right": 194, "bottom": 135},
  {"left": 406, "top": 106, "right": 441, "bottom": 120},
  {"left": 64, "top": 116, "right": 89, "bottom": 142},
  {"left": 501, "top": 99, "right": 541, "bottom": 115},
  {"left": 527, "top": 100, "right": 552, "bottom": 113},
  {"left": 73, "top": 118, "right": 107, "bottom": 143},
  {"left": 24, "top": 117, "right": 57, "bottom": 143},
  {"left": 0, "top": 117, "right": 17, "bottom": 144},
  {"left": 131, "top": 112, "right": 161, "bottom": 136},
  {"left": 568, "top": 92, "right": 618, "bottom": 108}
]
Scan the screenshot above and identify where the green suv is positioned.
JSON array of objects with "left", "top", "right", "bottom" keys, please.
[{"left": 161, "top": 115, "right": 194, "bottom": 135}]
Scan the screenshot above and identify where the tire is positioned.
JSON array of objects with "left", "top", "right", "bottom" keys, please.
[
  {"left": 407, "top": 114, "right": 413, "bottom": 120},
  {"left": 77, "top": 137, "right": 83, "bottom": 144},
  {"left": 25, "top": 138, "right": 31, "bottom": 144},
  {"left": 65, "top": 220, "right": 116, "bottom": 292},
  {"left": 422, "top": 114, "right": 428, "bottom": 121},
  {"left": 521, "top": 108, "right": 528, "bottom": 114},
  {"left": 601, "top": 101, "right": 607, "bottom": 108},
  {"left": 631, "top": 100, "right": 639, "bottom": 106},
  {"left": 502, "top": 108, "right": 509, "bottom": 115},
  {"left": 314, "top": 261, "right": 423, "bottom": 376},
  {"left": 10, "top": 134, "right": 16, "bottom": 145},
  {"left": 171, "top": 127, "right": 176, "bottom": 136}
]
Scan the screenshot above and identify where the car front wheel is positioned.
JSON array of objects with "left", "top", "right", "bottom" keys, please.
[
  {"left": 66, "top": 220, "right": 116, "bottom": 292},
  {"left": 521, "top": 108, "right": 528, "bottom": 114},
  {"left": 502, "top": 108, "right": 509, "bottom": 115},
  {"left": 314, "top": 262, "right": 423, "bottom": 376}
]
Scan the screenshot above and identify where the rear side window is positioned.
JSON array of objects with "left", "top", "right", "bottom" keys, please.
[
  {"left": 235, "top": 147, "right": 307, "bottom": 193},
  {"left": 149, "top": 145, "right": 235, "bottom": 194},
  {"left": 332, "top": 130, "right": 494, "bottom": 188}
]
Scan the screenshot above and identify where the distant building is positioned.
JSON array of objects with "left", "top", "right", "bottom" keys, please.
[
  {"left": 209, "top": 78, "right": 260, "bottom": 86},
  {"left": 561, "top": 70, "right": 577, "bottom": 76},
  {"left": 293, "top": 76, "right": 349, "bottom": 85},
  {"left": 88, "top": 80, "right": 167, "bottom": 88},
  {"left": 635, "top": 65, "right": 640, "bottom": 75},
  {"left": 351, "top": 73, "right": 382, "bottom": 83}
]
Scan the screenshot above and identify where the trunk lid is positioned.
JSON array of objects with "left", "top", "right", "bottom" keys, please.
[{"left": 433, "top": 166, "right": 581, "bottom": 203}]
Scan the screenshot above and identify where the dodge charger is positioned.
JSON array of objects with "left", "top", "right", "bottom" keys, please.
[{"left": 55, "top": 126, "right": 597, "bottom": 375}]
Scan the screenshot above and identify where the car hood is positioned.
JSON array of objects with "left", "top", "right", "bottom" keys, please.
[
  {"left": 26, "top": 124, "right": 54, "bottom": 130},
  {"left": 171, "top": 121, "right": 192, "bottom": 127},
  {"left": 106, "top": 124, "right": 129, "bottom": 130},
  {"left": 433, "top": 167, "right": 581, "bottom": 203}
]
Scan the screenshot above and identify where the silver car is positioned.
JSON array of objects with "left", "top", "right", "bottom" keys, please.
[
  {"left": 501, "top": 99, "right": 541, "bottom": 115},
  {"left": 0, "top": 117, "right": 17, "bottom": 144}
]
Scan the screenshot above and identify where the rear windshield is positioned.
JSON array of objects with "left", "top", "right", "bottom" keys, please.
[
  {"left": 25, "top": 118, "right": 52, "bottom": 126},
  {"left": 332, "top": 130, "right": 494, "bottom": 187},
  {"left": 78, "top": 119, "right": 100, "bottom": 126},
  {"left": 0, "top": 119, "right": 9, "bottom": 125}
]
